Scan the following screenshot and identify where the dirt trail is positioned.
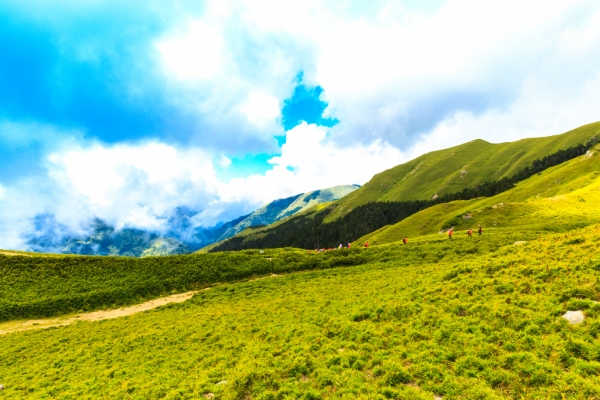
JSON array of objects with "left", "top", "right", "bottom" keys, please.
[
  {"left": 0, "top": 290, "right": 201, "bottom": 335},
  {"left": 0, "top": 272, "right": 282, "bottom": 335}
]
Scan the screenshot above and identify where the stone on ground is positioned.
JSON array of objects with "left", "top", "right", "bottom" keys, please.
[{"left": 562, "top": 310, "right": 585, "bottom": 324}]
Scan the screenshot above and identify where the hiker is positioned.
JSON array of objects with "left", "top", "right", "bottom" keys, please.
[
  {"left": 448, "top": 229, "right": 453, "bottom": 240},
  {"left": 365, "top": 241, "right": 369, "bottom": 248},
  {"left": 403, "top": 237, "right": 408, "bottom": 244},
  {"left": 478, "top": 227, "right": 483, "bottom": 236},
  {"left": 347, "top": 243, "right": 351, "bottom": 248},
  {"left": 467, "top": 228, "right": 472, "bottom": 238}
]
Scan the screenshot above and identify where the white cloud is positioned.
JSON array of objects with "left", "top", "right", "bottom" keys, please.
[
  {"left": 240, "top": 91, "right": 281, "bottom": 128},
  {"left": 0, "top": 123, "right": 406, "bottom": 249},
  {"left": 155, "top": 0, "right": 600, "bottom": 151},
  {"left": 214, "top": 122, "right": 404, "bottom": 208},
  {"left": 47, "top": 141, "right": 219, "bottom": 230},
  {"left": 405, "top": 51, "right": 600, "bottom": 157},
  {"left": 156, "top": 20, "right": 225, "bottom": 81}
]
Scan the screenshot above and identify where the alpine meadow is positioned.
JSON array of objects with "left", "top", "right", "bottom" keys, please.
[
  {"left": 4, "top": 3, "right": 600, "bottom": 399},
  {"left": 2, "top": 122, "right": 600, "bottom": 399}
]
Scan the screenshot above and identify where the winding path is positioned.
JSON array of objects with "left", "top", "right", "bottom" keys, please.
[{"left": 0, "top": 290, "right": 200, "bottom": 335}]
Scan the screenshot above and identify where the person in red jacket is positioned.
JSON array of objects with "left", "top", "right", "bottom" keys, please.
[
  {"left": 403, "top": 237, "right": 408, "bottom": 244},
  {"left": 467, "top": 228, "right": 472, "bottom": 238},
  {"left": 478, "top": 226, "right": 483, "bottom": 236},
  {"left": 364, "top": 241, "right": 369, "bottom": 248},
  {"left": 448, "top": 229, "right": 453, "bottom": 240}
]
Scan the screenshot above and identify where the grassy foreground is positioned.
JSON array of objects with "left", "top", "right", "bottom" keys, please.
[
  {"left": 2, "top": 225, "right": 600, "bottom": 399},
  {"left": 0, "top": 230, "right": 539, "bottom": 322}
]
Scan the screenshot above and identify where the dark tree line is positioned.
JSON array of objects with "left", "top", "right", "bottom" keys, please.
[{"left": 211, "top": 139, "right": 597, "bottom": 252}]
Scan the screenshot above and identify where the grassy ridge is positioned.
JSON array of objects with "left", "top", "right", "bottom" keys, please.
[
  {"left": 204, "top": 123, "right": 600, "bottom": 252},
  {"left": 2, "top": 225, "right": 600, "bottom": 398},
  {"left": 0, "top": 250, "right": 301, "bottom": 321},
  {"left": 0, "top": 230, "right": 540, "bottom": 323},
  {"left": 358, "top": 144, "right": 600, "bottom": 246},
  {"left": 328, "top": 121, "right": 600, "bottom": 222}
]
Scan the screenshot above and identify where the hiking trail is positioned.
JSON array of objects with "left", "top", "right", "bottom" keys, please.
[{"left": 0, "top": 290, "right": 200, "bottom": 335}]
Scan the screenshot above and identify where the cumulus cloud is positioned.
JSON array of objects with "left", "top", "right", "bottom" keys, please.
[
  {"left": 156, "top": 0, "right": 600, "bottom": 150},
  {"left": 47, "top": 142, "right": 219, "bottom": 230},
  {"left": 156, "top": 20, "right": 225, "bottom": 81}
]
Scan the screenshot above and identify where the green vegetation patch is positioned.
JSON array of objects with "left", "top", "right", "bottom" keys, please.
[
  {"left": 1, "top": 231, "right": 540, "bottom": 322},
  {"left": 2, "top": 226, "right": 600, "bottom": 398}
]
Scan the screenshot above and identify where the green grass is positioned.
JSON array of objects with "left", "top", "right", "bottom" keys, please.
[
  {"left": 1, "top": 230, "right": 539, "bottom": 323},
  {"left": 2, "top": 225, "right": 600, "bottom": 398},
  {"left": 0, "top": 248, "right": 318, "bottom": 322}
]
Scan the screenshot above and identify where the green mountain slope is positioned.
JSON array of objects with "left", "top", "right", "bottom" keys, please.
[
  {"left": 327, "top": 121, "right": 600, "bottom": 222},
  {"left": 219, "top": 185, "right": 359, "bottom": 239},
  {"left": 208, "top": 122, "right": 599, "bottom": 251},
  {"left": 358, "top": 142, "right": 600, "bottom": 246}
]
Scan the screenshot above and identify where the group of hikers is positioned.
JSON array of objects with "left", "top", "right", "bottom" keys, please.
[
  {"left": 447, "top": 226, "right": 483, "bottom": 240},
  {"left": 309, "top": 226, "right": 484, "bottom": 253}
]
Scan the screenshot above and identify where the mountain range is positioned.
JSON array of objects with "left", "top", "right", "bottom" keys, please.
[
  {"left": 207, "top": 121, "right": 600, "bottom": 252},
  {"left": 25, "top": 185, "right": 360, "bottom": 256}
]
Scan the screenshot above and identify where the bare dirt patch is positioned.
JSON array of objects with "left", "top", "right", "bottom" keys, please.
[{"left": 0, "top": 290, "right": 201, "bottom": 335}]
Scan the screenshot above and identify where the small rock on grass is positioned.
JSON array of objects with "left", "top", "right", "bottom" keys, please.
[
  {"left": 216, "top": 380, "right": 228, "bottom": 385},
  {"left": 0, "top": 384, "right": 4, "bottom": 390},
  {"left": 562, "top": 310, "right": 585, "bottom": 324},
  {"left": 203, "top": 393, "right": 215, "bottom": 399},
  {"left": 434, "top": 396, "right": 442, "bottom": 400}
]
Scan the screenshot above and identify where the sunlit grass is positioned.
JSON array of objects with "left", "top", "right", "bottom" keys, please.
[{"left": 2, "top": 225, "right": 600, "bottom": 398}]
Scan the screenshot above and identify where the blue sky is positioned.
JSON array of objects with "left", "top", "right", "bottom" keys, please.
[{"left": 1, "top": 0, "right": 600, "bottom": 249}]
